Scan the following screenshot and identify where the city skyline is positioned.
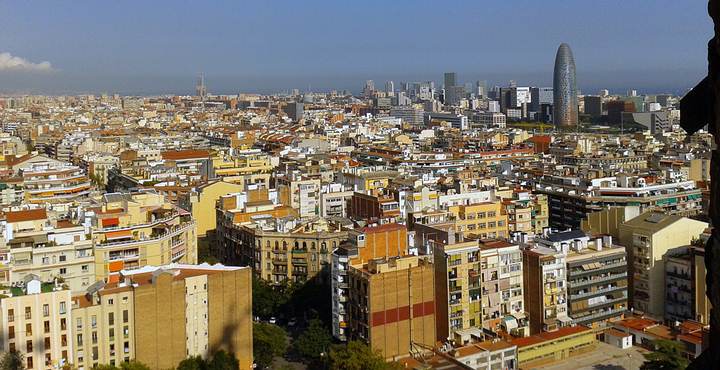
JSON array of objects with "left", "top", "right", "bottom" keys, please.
[{"left": 0, "top": 0, "right": 711, "bottom": 95}]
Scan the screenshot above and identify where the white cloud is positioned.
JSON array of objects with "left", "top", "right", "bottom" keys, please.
[{"left": 0, "top": 52, "right": 54, "bottom": 72}]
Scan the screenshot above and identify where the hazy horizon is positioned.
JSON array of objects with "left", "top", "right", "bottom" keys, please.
[{"left": 0, "top": 0, "right": 711, "bottom": 96}]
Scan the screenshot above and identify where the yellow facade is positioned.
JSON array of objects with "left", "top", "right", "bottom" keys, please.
[
  {"left": 182, "top": 181, "right": 245, "bottom": 237},
  {"left": 92, "top": 192, "right": 198, "bottom": 280},
  {"left": 72, "top": 288, "right": 136, "bottom": 368},
  {"left": 448, "top": 201, "right": 509, "bottom": 239},
  {"left": 514, "top": 327, "right": 597, "bottom": 369}
]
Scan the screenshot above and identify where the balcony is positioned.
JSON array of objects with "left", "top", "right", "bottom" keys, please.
[
  {"left": 572, "top": 272, "right": 627, "bottom": 288},
  {"left": 570, "top": 285, "right": 626, "bottom": 300}
]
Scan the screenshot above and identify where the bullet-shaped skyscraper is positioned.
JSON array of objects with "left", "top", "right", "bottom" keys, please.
[{"left": 553, "top": 43, "right": 578, "bottom": 127}]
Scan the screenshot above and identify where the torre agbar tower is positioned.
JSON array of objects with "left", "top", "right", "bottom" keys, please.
[{"left": 553, "top": 43, "right": 578, "bottom": 127}]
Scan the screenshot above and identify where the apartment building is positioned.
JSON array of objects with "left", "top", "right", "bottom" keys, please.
[
  {"left": 212, "top": 149, "right": 273, "bottom": 189},
  {"left": 3, "top": 208, "right": 95, "bottom": 292},
  {"left": 347, "top": 256, "right": 435, "bottom": 360},
  {"left": 618, "top": 212, "right": 708, "bottom": 319},
  {"left": 432, "top": 239, "right": 482, "bottom": 340},
  {"left": 178, "top": 180, "right": 245, "bottom": 238},
  {"left": 664, "top": 245, "right": 710, "bottom": 325},
  {"left": 72, "top": 281, "right": 135, "bottom": 368},
  {"left": 448, "top": 200, "right": 509, "bottom": 240},
  {"left": 477, "top": 240, "right": 525, "bottom": 334},
  {"left": 89, "top": 191, "right": 198, "bottom": 281},
  {"left": 0, "top": 278, "right": 73, "bottom": 369},
  {"left": 500, "top": 190, "right": 549, "bottom": 236},
  {"left": 560, "top": 235, "right": 628, "bottom": 326},
  {"left": 217, "top": 216, "right": 347, "bottom": 284},
  {"left": 537, "top": 175, "right": 703, "bottom": 229},
  {"left": 331, "top": 223, "right": 409, "bottom": 341},
  {"left": 277, "top": 177, "right": 321, "bottom": 219},
  {"left": 20, "top": 162, "right": 92, "bottom": 207},
  {"left": 72, "top": 264, "right": 253, "bottom": 370},
  {"left": 522, "top": 246, "right": 569, "bottom": 334}
]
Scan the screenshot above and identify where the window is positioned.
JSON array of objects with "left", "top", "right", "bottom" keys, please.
[
  {"left": 77, "top": 318, "right": 83, "bottom": 330},
  {"left": 59, "top": 268, "right": 67, "bottom": 275},
  {"left": 44, "top": 321, "right": 50, "bottom": 333},
  {"left": 59, "top": 302, "right": 66, "bottom": 314},
  {"left": 123, "top": 326, "right": 129, "bottom": 338},
  {"left": 109, "top": 328, "right": 115, "bottom": 340},
  {"left": 25, "top": 323, "right": 32, "bottom": 336},
  {"left": 26, "top": 339, "right": 33, "bottom": 352},
  {"left": 44, "top": 337, "right": 51, "bottom": 350},
  {"left": 8, "top": 309, "right": 14, "bottom": 322},
  {"left": 26, "top": 356, "right": 33, "bottom": 369},
  {"left": 109, "top": 312, "right": 114, "bottom": 325},
  {"left": 77, "top": 333, "right": 83, "bottom": 346},
  {"left": 43, "top": 304, "right": 49, "bottom": 317},
  {"left": 82, "top": 265, "right": 89, "bottom": 272},
  {"left": 91, "top": 315, "right": 97, "bottom": 328},
  {"left": 59, "top": 255, "right": 66, "bottom": 262},
  {"left": 123, "top": 310, "right": 128, "bottom": 323},
  {"left": 8, "top": 325, "right": 14, "bottom": 339},
  {"left": 25, "top": 307, "right": 31, "bottom": 319},
  {"left": 107, "top": 298, "right": 114, "bottom": 305},
  {"left": 92, "top": 331, "right": 98, "bottom": 344}
]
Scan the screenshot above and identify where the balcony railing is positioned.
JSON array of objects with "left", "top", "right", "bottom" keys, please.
[
  {"left": 572, "top": 272, "right": 627, "bottom": 288},
  {"left": 97, "top": 222, "right": 194, "bottom": 248}
]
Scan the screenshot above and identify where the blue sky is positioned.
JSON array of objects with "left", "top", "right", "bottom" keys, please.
[{"left": 0, "top": 0, "right": 712, "bottom": 95}]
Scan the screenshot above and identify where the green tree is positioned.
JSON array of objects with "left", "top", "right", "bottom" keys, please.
[
  {"left": 119, "top": 361, "right": 152, "bottom": 370},
  {"left": 640, "top": 339, "right": 689, "bottom": 370},
  {"left": 329, "top": 341, "right": 399, "bottom": 370},
  {"left": 252, "top": 275, "right": 287, "bottom": 318},
  {"left": 294, "top": 319, "right": 332, "bottom": 363},
  {"left": 208, "top": 350, "right": 239, "bottom": 370},
  {"left": 253, "top": 322, "right": 288, "bottom": 368},
  {"left": 92, "top": 361, "right": 151, "bottom": 370},
  {"left": 0, "top": 350, "right": 24, "bottom": 370},
  {"left": 177, "top": 356, "right": 207, "bottom": 370}
]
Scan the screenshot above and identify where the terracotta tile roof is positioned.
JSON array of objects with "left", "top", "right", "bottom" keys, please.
[
  {"left": 360, "top": 223, "right": 406, "bottom": 234},
  {"left": 161, "top": 149, "right": 210, "bottom": 160},
  {"left": 613, "top": 317, "right": 658, "bottom": 331},
  {"left": 6, "top": 208, "right": 47, "bottom": 223}
]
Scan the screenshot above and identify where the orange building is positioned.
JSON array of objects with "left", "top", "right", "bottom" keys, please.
[
  {"left": 348, "top": 255, "right": 436, "bottom": 360},
  {"left": 350, "top": 223, "right": 408, "bottom": 265}
]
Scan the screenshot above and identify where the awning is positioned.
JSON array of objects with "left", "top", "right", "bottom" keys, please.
[
  {"left": 105, "top": 230, "right": 132, "bottom": 240},
  {"left": 102, "top": 217, "right": 120, "bottom": 227},
  {"left": 557, "top": 314, "right": 573, "bottom": 324},
  {"left": 512, "top": 312, "right": 526, "bottom": 320},
  {"left": 502, "top": 316, "right": 518, "bottom": 330}
]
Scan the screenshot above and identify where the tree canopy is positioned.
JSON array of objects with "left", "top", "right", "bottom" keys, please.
[
  {"left": 294, "top": 318, "right": 332, "bottom": 363},
  {"left": 0, "top": 351, "right": 23, "bottom": 370},
  {"left": 253, "top": 322, "right": 289, "bottom": 368},
  {"left": 640, "top": 339, "right": 689, "bottom": 370},
  {"left": 329, "top": 341, "right": 400, "bottom": 370}
]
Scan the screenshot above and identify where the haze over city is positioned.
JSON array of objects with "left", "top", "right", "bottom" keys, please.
[
  {"left": 0, "top": 2, "right": 719, "bottom": 370},
  {"left": 0, "top": 0, "right": 711, "bottom": 95}
]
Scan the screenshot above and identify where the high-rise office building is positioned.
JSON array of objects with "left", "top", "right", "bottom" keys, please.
[
  {"left": 553, "top": 43, "right": 578, "bottom": 127},
  {"left": 385, "top": 81, "right": 394, "bottom": 94},
  {"left": 530, "top": 87, "right": 553, "bottom": 113},
  {"left": 284, "top": 101, "right": 304, "bottom": 121},
  {"left": 584, "top": 96, "right": 603, "bottom": 118},
  {"left": 444, "top": 72, "right": 457, "bottom": 89}
]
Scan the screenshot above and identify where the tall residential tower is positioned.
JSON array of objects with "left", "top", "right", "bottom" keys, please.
[{"left": 553, "top": 43, "right": 578, "bottom": 127}]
